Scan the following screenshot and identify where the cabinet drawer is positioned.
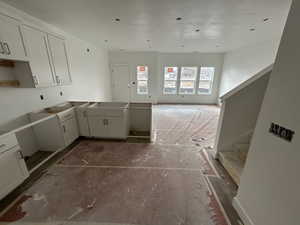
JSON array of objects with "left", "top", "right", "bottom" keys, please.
[
  {"left": 0, "top": 134, "right": 18, "bottom": 154},
  {"left": 57, "top": 109, "right": 75, "bottom": 122}
]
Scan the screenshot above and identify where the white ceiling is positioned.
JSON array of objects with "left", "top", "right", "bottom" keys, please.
[{"left": 1, "top": 0, "right": 292, "bottom": 53}]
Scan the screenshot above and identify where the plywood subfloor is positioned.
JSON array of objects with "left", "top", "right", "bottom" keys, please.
[{"left": 0, "top": 105, "right": 239, "bottom": 225}]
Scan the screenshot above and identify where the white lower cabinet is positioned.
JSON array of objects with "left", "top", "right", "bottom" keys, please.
[
  {"left": 88, "top": 117, "right": 128, "bottom": 139},
  {"left": 76, "top": 107, "right": 91, "bottom": 137},
  {"left": 61, "top": 117, "right": 79, "bottom": 146},
  {"left": 87, "top": 102, "right": 129, "bottom": 140},
  {"left": 30, "top": 105, "right": 79, "bottom": 150},
  {"left": 56, "top": 108, "right": 79, "bottom": 146},
  {"left": 0, "top": 134, "right": 29, "bottom": 200},
  {"left": 88, "top": 116, "right": 107, "bottom": 138}
]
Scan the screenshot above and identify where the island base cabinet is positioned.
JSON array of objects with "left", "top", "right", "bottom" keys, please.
[
  {"left": 88, "top": 117, "right": 129, "bottom": 140},
  {"left": 0, "top": 146, "right": 29, "bottom": 200}
]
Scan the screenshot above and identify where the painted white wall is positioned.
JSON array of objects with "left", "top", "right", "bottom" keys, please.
[
  {"left": 234, "top": 1, "right": 300, "bottom": 225},
  {"left": 215, "top": 72, "right": 270, "bottom": 153},
  {"left": 108, "top": 51, "right": 224, "bottom": 104},
  {"left": 0, "top": 2, "right": 111, "bottom": 125},
  {"left": 219, "top": 40, "right": 280, "bottom": 97}
]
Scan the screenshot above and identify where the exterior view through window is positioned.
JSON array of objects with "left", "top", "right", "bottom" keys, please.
[
  {"left": 163, "top": 67, "right": 178, "bottom": 94},
  {"left": 198, "top": 67, "right": 215, "bottom": 94},
  {"left": 137, "top": 66, "right": 148, "bottom": 95},
  {"left": 179, "top": 67, "right": 198, "bottom": 94}
]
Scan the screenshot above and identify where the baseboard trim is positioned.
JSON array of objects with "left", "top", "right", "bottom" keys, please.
[{"left": 232, "top": 197, "right": 255, "bottom": 225}]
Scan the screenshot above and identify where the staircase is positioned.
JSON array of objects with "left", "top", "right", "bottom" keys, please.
[{"left": 218, "top": 132, "right": 252, "bottom": 185}]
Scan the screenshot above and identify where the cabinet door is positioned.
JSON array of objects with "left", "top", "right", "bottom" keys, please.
[
  {"left": 0, "top": 14, "right": 26, "bottom": 61},
  {"left": 76, "top": 109, "right": 90, "bottom": 137},
  {"left": 22, "top": 26, "right": 56, "bottom": 87},
  {"left": 107, "top": 118, "right": 128, "bottom": 139},
  {"left": 48, "top": 35, "right": 71, "bottom": 85},
  {"left": 0, "top": 147, "right": 29, "bottom": 200},
  {"left": 88, "top": 117, "right": 108, "bottom": 138},
  {"left": 62, "top": 118, "right": 79, "bottom": 146}
]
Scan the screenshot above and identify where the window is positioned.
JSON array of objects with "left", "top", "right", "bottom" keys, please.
[
  {"left": 179, "top": 67, "right": 198, "bottom": 94},
  {"left": 198, "top": 67, "right": 215, "bottom": 94},
  {"left": 163, "top": 67, "right": 178, "bottom": 94},
  {"left": 137, "top": 66, "right": 148, "bottom": 95}
]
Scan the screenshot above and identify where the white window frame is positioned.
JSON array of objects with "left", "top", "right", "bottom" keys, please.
[
  {"left": 163, "top": 66, "right": 179, "bottom": 95},
  {"left": 179, "top": 66, "right": 198, "bottom": 95},
  {"left": 162, "top": 66, "right": 215, "bottom": 96},
  {"left": 136, "top": 65, "right": 149, "bottom": 95},
  {"left": 197, "top": 66, "right": 215, "bottom": 95}
]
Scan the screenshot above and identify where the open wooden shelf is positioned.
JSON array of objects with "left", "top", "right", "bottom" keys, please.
[
  {"left": 0, "top": 60, "right": 15, "bottom": 68},
  {"left": 0, "top": 80, "right": 20, "bottom": 87}
]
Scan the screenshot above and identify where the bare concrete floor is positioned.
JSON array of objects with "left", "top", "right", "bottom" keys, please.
[{"left": 0, "top": 104, "right": 236, "bottom": 225}]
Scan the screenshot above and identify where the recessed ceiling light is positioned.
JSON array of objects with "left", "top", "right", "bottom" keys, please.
[
  {"left": 263, "top": 18, "right": 270, "bottom": 22},
  {"left": 195, "top": 29, "right": 200, "bottom": 32},
  {"left": 250, "top": 28, "right": 256, "bottom": 31},
  {"left": 115, "top": 18, "right": 120, "bottom": 22},
  {"left": 176, "top": 17, "right": 182, "bottom": 21}
]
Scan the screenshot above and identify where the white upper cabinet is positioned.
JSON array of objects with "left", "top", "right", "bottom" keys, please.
[
  {"left": 47, "top": 34, "right": 72, "bottom": 85},
  {"left": 0, "top": 14, "right": 26, "bottom": 61},
  {"left": 21, "top": 25, "right": 56, "bottom": 88}
]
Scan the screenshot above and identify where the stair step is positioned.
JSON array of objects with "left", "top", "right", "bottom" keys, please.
[
  {"left": 219, "top": 151, "right": 246, "bottom": 185},
  {"left": 235, "top": 143, "right": 250, "bottom": 152}
]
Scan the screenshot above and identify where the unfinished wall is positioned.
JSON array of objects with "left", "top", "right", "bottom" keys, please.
[
  {"left": 219, "top": 40, "right": 280, "bottom": 97},
  {"left": 108, "top": 51, "right": 224, "bottom": 104},
  {"left": 233, "top": 1, "right": 300, "bottom": 224},
  {"left": 0, "top": 2, "right": 111, "bottom": 125}
]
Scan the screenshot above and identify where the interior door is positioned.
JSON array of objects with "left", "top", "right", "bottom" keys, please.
[{"left": 111, "top": 65, "right": 130, "bottom": 102}]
